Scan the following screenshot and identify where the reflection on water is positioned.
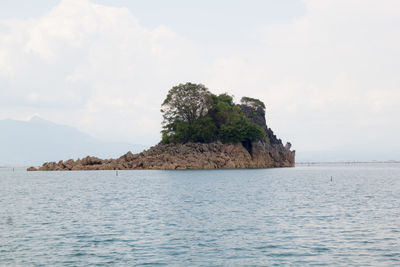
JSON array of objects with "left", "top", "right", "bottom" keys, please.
[{"left": 1, "top": 164, "right": 400, "bottom": 266}]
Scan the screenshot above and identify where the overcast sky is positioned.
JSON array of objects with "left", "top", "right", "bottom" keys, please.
[{"left": 1, "top": 0, "right": 400, "bottom": 159}]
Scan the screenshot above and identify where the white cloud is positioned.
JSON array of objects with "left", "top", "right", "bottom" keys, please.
[
  {"left": 0, "top": 0, "right": 399, "bottom": 157},
  {"left": 0, "top": 0, "right": 203, "bottom": 144},
  {"left": 206, "top": 0, "right": 400, "bottom": 151}
]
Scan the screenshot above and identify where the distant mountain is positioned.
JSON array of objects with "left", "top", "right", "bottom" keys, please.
[{"left": 0, "top": 116, "right": 148, "bottom": 166}]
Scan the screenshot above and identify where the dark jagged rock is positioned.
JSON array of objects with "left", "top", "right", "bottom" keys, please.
[{"left": 239, "top": 104, "right": 282, "bottom": 145}]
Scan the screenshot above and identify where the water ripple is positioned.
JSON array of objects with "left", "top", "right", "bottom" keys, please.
[{"left": 1, "top": 164, "right": 400, "bottom": 266}]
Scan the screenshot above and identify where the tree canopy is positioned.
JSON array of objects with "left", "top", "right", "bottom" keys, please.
[
  {"left": 161, "top": 82, "right": 266, "bottom": 144},
  {"left": 161, "top": 83, "right": 212, "bottom": 126}
]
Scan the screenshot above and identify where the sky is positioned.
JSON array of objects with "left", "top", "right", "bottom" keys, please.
[{"left": 1, "top": 0, "right": 400, "bottom": 160}]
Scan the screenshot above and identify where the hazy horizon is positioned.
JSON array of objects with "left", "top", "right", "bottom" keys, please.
[
  {"left": 0, "top": 116, "right": 147, "bottom": 166},
  {"left": 1, "top": 115, "right": 399, "bottom": 166},
  {"left": 1, "top": 0, "right": 400, "bottom": 161}
]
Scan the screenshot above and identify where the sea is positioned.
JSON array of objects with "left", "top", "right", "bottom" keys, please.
[{"left": 1, "top": 163, "right": 399, "bottom": 266}]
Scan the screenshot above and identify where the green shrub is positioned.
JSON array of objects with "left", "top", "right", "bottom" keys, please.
[{"left": 161, "top": 82, "right": 265, "bottom": 144}]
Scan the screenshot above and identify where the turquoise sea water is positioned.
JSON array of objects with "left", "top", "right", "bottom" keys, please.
[{"left": 1, "top": 164, "right": 399, "bottom": 266}]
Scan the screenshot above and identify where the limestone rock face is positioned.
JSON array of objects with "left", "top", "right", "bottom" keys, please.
[
  {"left": 239, "top": 104, "right": 282, "bottom": 145},
  {"left": 27, "top": 141, "right": 295, "bottom": 171}
]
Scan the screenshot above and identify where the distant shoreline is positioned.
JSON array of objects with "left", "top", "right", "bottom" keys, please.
[
  {"left": 0, "top": 166, "right": 29, "bottom": 168},
  {"left": 297, "top": 161, "right": 400, "bottom": 165}
]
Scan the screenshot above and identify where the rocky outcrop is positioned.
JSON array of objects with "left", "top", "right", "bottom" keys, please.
[
  {"left": 27, "top": 102, "right": 295, "bottom": 171},
  {"left": 240, "top": 104, "right": 282, "bottom": 145},
  {"left": 27, "top": 141, "right": 295, "bottom": 171}
]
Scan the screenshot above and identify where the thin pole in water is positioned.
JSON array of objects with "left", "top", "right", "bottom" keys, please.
[{"left": 330, "top": 176, "right": 333, "bottom": 182}]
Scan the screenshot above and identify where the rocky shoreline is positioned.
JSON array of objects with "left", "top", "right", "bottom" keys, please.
[{"left": 27, "top": 141, "right": 295, "bottom": 171}]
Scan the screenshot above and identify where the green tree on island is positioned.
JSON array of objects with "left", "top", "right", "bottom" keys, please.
[{"left": 161, "top": 82, "right": 266, "bottom": 144}]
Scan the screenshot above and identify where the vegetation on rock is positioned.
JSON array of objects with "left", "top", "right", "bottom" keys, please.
[
  {"left": 161, "top": 82, "right": 266, "bottom": 144},
  {"left": 27, "top": 81, "right": 295, "bottom": 171}
]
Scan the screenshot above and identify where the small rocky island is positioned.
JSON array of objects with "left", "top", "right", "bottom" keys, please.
[{"left": 28, "top": 83, "right": 295, "bottom": 171}]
